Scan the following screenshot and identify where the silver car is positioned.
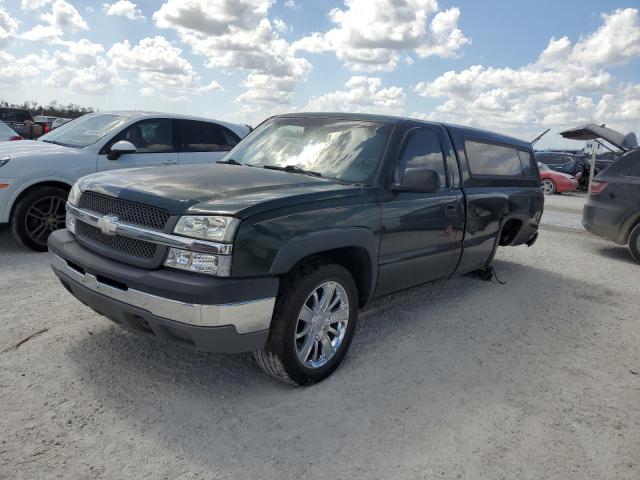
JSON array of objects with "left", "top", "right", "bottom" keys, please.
[{"left": 0, "top": 111, "right": 250, "bottom": 250}]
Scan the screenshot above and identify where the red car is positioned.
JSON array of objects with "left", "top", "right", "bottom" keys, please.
[{"left": 538, "top": 162, "right": 580, "bottom": 194}]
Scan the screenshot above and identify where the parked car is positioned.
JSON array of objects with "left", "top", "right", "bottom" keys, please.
[
  {"left": 48, "top": 113, "right": 544, "bottom": 385},
  {"left": 0, "top": 111, "right": 250, "bottom": 250},
  {"left": 0, "top": 108, "right": 46, "bottom": 139},
  {"left": 535, "top": 151, "right": 588, "bottom": 187},
  {"left": 0, "top": 121, "right": 23, "bottom": 141},
  {"left": 51, "top": 117, "right": 72, "bottom": 129},
  {"left": 34, "top": 115, "right": 59, "bottom": 130},
  {"left": 538, "top": 162, "right": 580, "bottom": 194},
  {"left": 582, "top": 150, "right": 640, "bottom": 262}
]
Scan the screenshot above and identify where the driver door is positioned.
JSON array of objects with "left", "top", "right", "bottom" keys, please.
[{"left": 97, "top": 118, "right": 177, "bottom": 171}]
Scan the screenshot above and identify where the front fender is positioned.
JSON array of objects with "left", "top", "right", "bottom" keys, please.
[{"left": 269, "top": 227, "right": 379, "bottom": 303}]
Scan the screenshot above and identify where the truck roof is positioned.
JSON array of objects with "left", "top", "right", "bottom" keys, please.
[{"left": 276, "top": 112, "right": 533, "bottom": 150}]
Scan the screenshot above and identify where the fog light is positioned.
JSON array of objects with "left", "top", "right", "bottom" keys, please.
[
  {"left": 164, "top": 248, "right": 231, "bottom": 276},
  {"left": 66, "top": 212, "right": 76, "bottom": 234}
]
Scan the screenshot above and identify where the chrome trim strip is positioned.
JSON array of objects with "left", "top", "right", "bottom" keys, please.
[
  {"left": 50, "top": 253, "right": 274, "bottom": 334},
  {"left": 66, "top": 203, "right": 233, "bottom": 255}
]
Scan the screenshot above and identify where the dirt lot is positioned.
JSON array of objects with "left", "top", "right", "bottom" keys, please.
[{"left": 1, "top": 193, "right": 639, "bottom": 480}]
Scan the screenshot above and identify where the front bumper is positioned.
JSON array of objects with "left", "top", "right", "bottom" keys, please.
[{"left": 48, "top": 229, "right": 278, "bottom": 353}]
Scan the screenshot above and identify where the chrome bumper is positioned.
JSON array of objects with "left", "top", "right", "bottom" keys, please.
[{"left": 50, "top": 253, "right": 275, "bottom": 334}]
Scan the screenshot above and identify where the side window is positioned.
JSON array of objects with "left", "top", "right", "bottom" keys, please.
[
  {"left": 111, "top": 119, "right": 173, "bottom": 153},
  {"left": 517, "top": 150, "right": 536, "bottom": 176},
  {"left": 180, "top": 120, "right": 239, "bottom": 152},
  {"left": 465, "top": 140, "right": 523, "bottom": 176},
  {"left": 396, "top": 129, "right": 447, "bottom": 188}
]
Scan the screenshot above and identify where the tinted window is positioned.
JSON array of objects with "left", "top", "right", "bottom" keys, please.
[
  {"left": 111, "top": 119, "right": 173, "bottom": 153},
  {"left": 465, "top": 140, "right": 523, "bottom": 176},
  {"left": 517, "top": 150, "right": 536, "bottom": 176},
  {"left": 179, "top": 120, "right": 239, "bottom": 152},
  {"left": 396, "top": 129, "right": 446, "bottom": 187}
]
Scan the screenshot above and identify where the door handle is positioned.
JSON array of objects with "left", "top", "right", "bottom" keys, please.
[
  {"left": 163, "top": 160, "right": 176, "bottom": 165},
  {"left": 444, "top": 203, "right": 458, "bottom": 216}
]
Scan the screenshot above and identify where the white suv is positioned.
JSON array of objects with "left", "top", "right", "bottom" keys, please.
[{"left": 0, "top": 111, "right": 250, "bottom": 250}]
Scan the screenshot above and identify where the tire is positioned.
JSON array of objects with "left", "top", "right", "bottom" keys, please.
[
  {"left": 628, "top": 223, "right": 640, "bottom": 264},
  {"left": 253, "top": 263, "right": 359, "bottom": 386},
  {"left": 11, "top": 186, "right": 68, "bottom": 251},
  {"left": 541, "top": 179, "right": 556, "bottom": 195}
]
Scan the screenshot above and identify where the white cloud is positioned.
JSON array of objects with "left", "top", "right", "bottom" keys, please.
[
  {"left": 306, "top": 76, "right": 406, "bottom": 114},
  {"left": 293, "top": 0, "right": 470, "bottom": 71},
  {"left": 0, "top": 7, "right": 19, "bottom": 48},
  {"left": 107, "top": 36, "right": 221, "bottom": 98},
  {"left": 0, "top": 51, "right": 41, "bottom": 87},
  {"left": 283, "top": 0, "right": 298, "bottom": 8},
  {"left": 103, "top": 0, "right": 145, "bottom": 21},
  {"left": 413, "top": 8, "right": 640, "bottom": 140},
  {"left": 22, "top": 0, "right": 88, "bottom": 42},
  {"left": 20, "top": 0, "right": 51, "bottom": 11},
  {"left": 153, "top": 0, "right": 312, "bottom": 114},
  {"left": 153, "top": 0, "right": 271, "bottom": 36}
]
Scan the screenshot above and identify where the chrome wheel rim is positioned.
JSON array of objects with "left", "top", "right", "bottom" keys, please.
[
  {"left": 295, "top": 281, "right": 350, "bottom": 369},
  {"left": 25, "top": 195, "right": 66, "bottom": 246},
  {"left": 542, "top": 180, "right": 554, "bottom": 194}
]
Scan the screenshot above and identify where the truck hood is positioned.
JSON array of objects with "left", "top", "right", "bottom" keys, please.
[
  {"left": 77, "top": 163, "right": 363, "bottom": 217},
  {"left": 0, "top": 139, "right": 81, "bottom": 159}
]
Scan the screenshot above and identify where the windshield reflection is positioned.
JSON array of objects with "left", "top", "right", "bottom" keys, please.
[{"left": 224, "top": 118, "right": 393, "bottom": 182}]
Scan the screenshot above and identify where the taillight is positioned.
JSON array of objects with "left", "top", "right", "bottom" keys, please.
[
  {"left": 9, "top": 135, "right": 23, "bottom": 141},
  {"left": 43, "top": 124, "right": 50, "bottom": 133},
  {"left": 590, "top": 180, "right": 608, "bottom": 195}
]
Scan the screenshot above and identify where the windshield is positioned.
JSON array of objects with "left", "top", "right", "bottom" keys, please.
[
  {"left": 538, "top": 162, "right": 550, "bottom": 171},
  {"left": 38, "top": 113, "right": 130, "bottom": 148},
  {"left": 223, "top": 117, "right": 393, "bottom": 182}
]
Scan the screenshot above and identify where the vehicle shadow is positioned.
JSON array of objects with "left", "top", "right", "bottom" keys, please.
[
  {"left": 594, "top": 245, "right": 636, "bottom": 265},
  {"left": 64, "top": 258, "right": 621, "bottom": 475},
  {"left": 0, "top": 225, "right": 36, "bottom": 255}
]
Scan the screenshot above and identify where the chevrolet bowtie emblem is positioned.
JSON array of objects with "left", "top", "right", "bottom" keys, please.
[{"left": 97, "top": 215, "right": 119, "bottom": 236}]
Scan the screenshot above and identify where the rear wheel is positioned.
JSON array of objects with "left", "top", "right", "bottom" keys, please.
[
  {"left": 628, "top": 223, "right": 640, "bottom": 264},
  {"left": 11, "top": 186, "right": 68, "bottom": 251},
  {"left": 253, "top": 263, "right": 358, "bottom": 386},
  {"left": 541, "top": 179, "right": 556, "bottom": 195}
]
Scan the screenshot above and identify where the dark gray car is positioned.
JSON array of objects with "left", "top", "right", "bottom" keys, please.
[{"left": 582, "top": 149, "right": 640, "bottom": 262}]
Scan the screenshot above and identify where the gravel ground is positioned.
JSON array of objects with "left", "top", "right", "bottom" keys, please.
[{"left": 1, "top": 194, "right": 639, "bottom": 480}]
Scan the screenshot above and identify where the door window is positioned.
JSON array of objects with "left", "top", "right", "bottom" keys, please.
[
  {"left": 465, "top": 140, "right": 523, "bottom": 176},
  {"left": 396, "top": 129, "right": 447, "bottom": 188},
  {"left": 110, "top": 119, "right": 173, "bottom": 153},
  {"left": 179, "top": 120, "right": 240, "bottom": 152}
]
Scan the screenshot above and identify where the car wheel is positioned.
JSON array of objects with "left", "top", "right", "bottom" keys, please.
[
  {"left": 253, "top": 263, "right": 358, "bottom": 386},
  {"left": 628, "top": 223, "right": 640, "bottom": 264},
  {"left": 541, "top": 179, "right": 556, "bottom": 195},
  {"left": 11, "top": 186, "right": 68, "bottom": 251}
]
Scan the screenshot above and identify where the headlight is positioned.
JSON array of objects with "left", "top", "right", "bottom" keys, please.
[
  {"left": 173, "top": 215, "right": 239, "bottom": 242},
  {"left": 164, "top": 248, "right": 231, "bottom": 276},
  {"left": 68, "top": 182, "right": 82, "bottom": 206}
]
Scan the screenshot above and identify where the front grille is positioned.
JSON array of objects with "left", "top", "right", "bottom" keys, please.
[
  {"left": 77, "top": 222, "right": 157, "bottom": 259},
  {"left": 79, "top": 191, "right": 169, "bottom": 231}
]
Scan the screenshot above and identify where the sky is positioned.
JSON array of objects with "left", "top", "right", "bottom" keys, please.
[{"left": 0, "top": 0, "right": 639, "bottom": 149}]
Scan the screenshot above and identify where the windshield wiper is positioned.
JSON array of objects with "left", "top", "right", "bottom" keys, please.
[
  {"left": 262, "top": 164, "right": 323, "bottom": 178},
  {"left": 216, "top": 158, "right": 246, "bottom": 166}
]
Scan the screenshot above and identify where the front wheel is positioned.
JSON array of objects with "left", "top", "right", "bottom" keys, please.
[
  {"left": 253, "top": 263, "right": 359, "bottom": 386},
  {"left": 11, "top": 186, "right": 68, "bottom": 251},
  {"left": 628, "top": 223, "right": 640, "bottom": 264},
  {"left": 541, "top": 179, "right": 557, "bottom": 195}
]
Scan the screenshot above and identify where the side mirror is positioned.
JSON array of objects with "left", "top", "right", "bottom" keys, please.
[
  {"left": 392, "top": 167, "right": 441, "bottom": 193},
  {"left": 107, "top": 140, "right": 137, "bottom": 160}
]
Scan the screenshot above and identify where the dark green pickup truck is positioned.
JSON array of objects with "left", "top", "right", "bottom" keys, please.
[{"left": 49, "top": 113, "right": 543, "bottom": 385}]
